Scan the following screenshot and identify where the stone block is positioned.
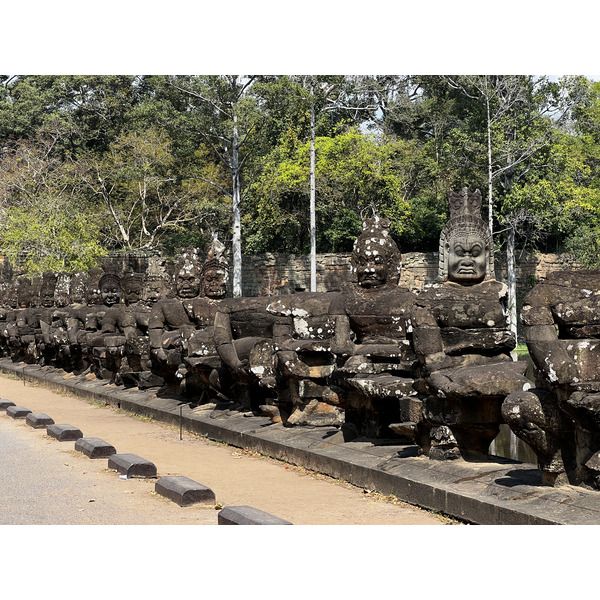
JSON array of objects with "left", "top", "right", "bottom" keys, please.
[
  {"left": 74, "top": 437, "right": 116, "bottom": 459},
  {"left": 6, "top": 405, "right": 32, "bottom": 419},
  {"left": 47, "top": 424, "right": 84, "bottom": 441},
  {"left": 25, "top": 412, "right": 55, "bottom": 429},
  {"left": 218, "top": 505, "right": 293, "bottom": 525},
  {"left": 0, "top": 399, "right": 15, "bottom": 410},
  {"left": 108, "top": 453, "right": 157, "bottom": 478},
  {"left": 155, "top": 476, "right": 215, "bottom": 506}
]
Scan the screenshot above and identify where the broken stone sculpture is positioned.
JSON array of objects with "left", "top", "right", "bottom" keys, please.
[
  {"left": 213, "top": 294, "right": 291, "bottom": 413},
  {"left": 265, "top": 291, "right": 343, "bottom": 426},
  {"left": 503, "top": 269, "right": 600, "bottom": 489}
]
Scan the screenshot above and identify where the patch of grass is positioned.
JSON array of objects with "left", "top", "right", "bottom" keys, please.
[{"left": 515, "top": 343, "right": 530, "bottom": 358}]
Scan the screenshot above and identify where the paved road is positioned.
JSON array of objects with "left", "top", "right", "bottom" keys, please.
[{"left": 0, "top": 413, "right": 217, "bottom": 525}]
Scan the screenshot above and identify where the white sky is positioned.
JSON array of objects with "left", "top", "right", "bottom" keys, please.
[{"left": 5, "top": 1, "right": 600, "bottom": 76}]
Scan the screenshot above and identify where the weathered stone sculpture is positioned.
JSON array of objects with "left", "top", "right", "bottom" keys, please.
[
  {"left": 328, "top": 215, "right": 419, "bottom": 437},
  {"left": 411, "top": 188, "right": 530, "bottom": 459},
  {"left": 213, "top": 293, "right": 290, "bottom": 413},
  {"left": 82, "top": 270, "right": 122, "bottom": 378},
  {"left": 503, "top": 269, "right": 600, "bottom": 488},
  {"left": 265, "top": 291, "right": 342, "bottom": 426},
  {"left": 181, "top": 238, "right": 230, "bottom": 397},
  {"left": 148, "top": 248, "right": 203, "bottom": 386}
]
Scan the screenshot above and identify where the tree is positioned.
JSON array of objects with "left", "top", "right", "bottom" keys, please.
[
  {"left": 166, "top": 76, "right": 266, "bottom": 297},
  {"left": 0, "top": 136, "right": 105, "bottom": 274},
  {"left": 245, "top": 130, "right": 416, "bottom": 254},
  {"left": 77, "top": 127, "right": 217, "bottom": 251}
]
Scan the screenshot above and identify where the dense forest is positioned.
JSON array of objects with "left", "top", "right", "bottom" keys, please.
[{"left": 1, "top": 75, "right": 600, "bottom": 287}]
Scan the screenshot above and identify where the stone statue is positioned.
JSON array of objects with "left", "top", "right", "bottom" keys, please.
[
  {"left": 213, "top": 294, "right": 291, "bottom": 413},
  {"left": 502, "top": 269, "right": 600, "bottom": 488},
  {"left": 87, "top": 271, "right": 123, "bottom": 378},
  {"left": 411, "top": 188, "right": 530, "bottom": 460},
  {"left": 180, "top": 238, "right": 231, "bottom": 398},
  {"left": 265, "top": 291, "right": 343, "bottom": 426},
  {"left": 328, "top": 215, "right": 419, "bottom": 437},
  {"left": 148, "top": 247, "right": 204, "bottom": 386}
]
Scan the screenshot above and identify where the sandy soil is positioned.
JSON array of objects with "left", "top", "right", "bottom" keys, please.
[{"left": 0, "top": 371, "right": 458, "bottom": 525}]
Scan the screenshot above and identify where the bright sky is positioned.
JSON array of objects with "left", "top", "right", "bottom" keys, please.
[{"left": 5, "top": 1, "right": 599, "bottom": 76}]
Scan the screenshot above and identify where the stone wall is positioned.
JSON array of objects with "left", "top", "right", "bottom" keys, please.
[
  {"left": 0, "top": 248, "right": 581, "bottom": 298},
  {"left": 241, "top": 251, "right": 580, "bottom": 296}
]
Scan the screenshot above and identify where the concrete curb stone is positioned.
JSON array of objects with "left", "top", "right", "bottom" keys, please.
[{"left": 108, "top": 453, "right": 157, "bottom": 478}]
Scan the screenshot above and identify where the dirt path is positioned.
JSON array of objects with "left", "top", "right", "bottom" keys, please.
[{"left": 0, "top": 372, "right": 458, "bottom": 525}]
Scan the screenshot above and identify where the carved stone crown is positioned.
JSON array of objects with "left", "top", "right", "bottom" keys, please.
[{"left": 448, "top": 187, "right": 483, "bottom": 219}]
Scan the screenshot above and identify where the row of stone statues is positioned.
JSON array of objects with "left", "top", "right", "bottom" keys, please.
[{"left": 2, "top": 187, "right": 599, "bottom": 491}]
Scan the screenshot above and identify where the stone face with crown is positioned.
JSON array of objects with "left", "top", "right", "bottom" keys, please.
[{"left": 410, "top": 187, "right": 530, "bottom": 460}]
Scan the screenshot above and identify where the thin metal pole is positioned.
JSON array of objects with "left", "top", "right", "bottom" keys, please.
[{"left": 180, "top": 405, "right": 183, "bottom": 441}]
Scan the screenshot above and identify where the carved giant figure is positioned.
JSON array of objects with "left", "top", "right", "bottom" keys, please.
[
  {"left": 503, "top": 269, "right": 600, "bottom": 489},
  {"left": 411, "top": 188, "right": 530, "bottom": 460}
]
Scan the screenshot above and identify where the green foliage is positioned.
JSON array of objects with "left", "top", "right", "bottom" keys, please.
[
  {"left": 2, "top": 74, "right": 600, "bottom": 276},
  {"left": 245, "top": 129, "right": 421, "bottom": 253},
  {"left": 1, "top": 204, "right": 105, "bottom": 275}
]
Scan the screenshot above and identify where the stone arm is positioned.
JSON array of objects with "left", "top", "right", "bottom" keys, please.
[
  {"left": 213, "top": 309, "right": 251, "bottom": 382},
  {"left": 412, "top": 305, "right": 454, "bottom": 372},
  {"left": 100, "top": 308, "right": 119, "bottom": 334},
  {"left": 148, "top": 305, "right": 166, "bottom": 352},
  {"left": 522, "top": 304, "right": 577, "bottom": 386},
  {"left": 66, "top": 312, "right": 84, "bottom": 345},
  {"left": 330, "top": 314, "right": 356, "bottom": 357},
  {"left": 39, "top": 312, "right": 53, "bottom": 345}
]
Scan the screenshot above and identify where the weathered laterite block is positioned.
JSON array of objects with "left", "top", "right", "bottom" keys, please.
[
  {"left": 108, "top": 453, "right": 157, "bottom": 478},
  {"left": 218, "top": 505, "right": 293, "bottom": 525},
  {"left": 74, "top": 437, "right": 116, "bottom": 459},
  {"left": 6, "top": 405, "right": 32, "bottom": 419},
  {"left": 0, "top": 399, "right": 16, "bottom": 410},
  {"left": 46, "top": 424, "right": 83, "bottom": 441},
  {"left": 155, "top": 476, "right": 215, "bottom": 506},
  {"left": 26, "top": 413, "right": 55, "bottom": 429}
]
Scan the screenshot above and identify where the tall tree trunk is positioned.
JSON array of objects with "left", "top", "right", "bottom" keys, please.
[
  {"left": 507, "top": 223, "right": 518, "bottom": 356},
  {"left": 486, "top": 92, "right": 494, "bottom": 236},
  {"left": 232, "top": 113, "right": 242, "bottom": 297},
  {"left": 310, "top": 101, "right": 317, "bottom": 292}
]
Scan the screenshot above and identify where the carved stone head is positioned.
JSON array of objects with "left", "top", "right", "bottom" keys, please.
[
  {"left": 175, "top": 247, "right": 201, "bottom": 299},
  {"left": 54, "top": 272, "right": 71, "bottom": 308},
  {"left": 144, "top": 257, "right": 170, "bottom": 305},
  {"left": 98, "top": 272, "right": 122, "bottom": 307},
  {"left": 70, "top": 272, "right": 88, "bottom": 305},
  {"left": 201, "top": 237, "right": 229, "bottom": 299},
  {"left": 86, "top": 267, "right": 104, "bottom": 305},
  {"left": 439, "top": 188, "right": 494, "bottom": 284},
  {"left": 16, "top": 277, "right": 33, "bottom": 308},
  {"left": 351, "top": 215, "right": 402, "bottom": 289},
  {"left": 40, "top": 272, "right": 57, "bottom": 308},
  {"left": 122, "top": 272, "right": 145, "bottom": 306}
]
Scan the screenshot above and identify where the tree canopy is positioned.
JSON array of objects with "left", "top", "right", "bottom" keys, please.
[{"left": 1, "top": 74, "right": 599, "bottom": 279}]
